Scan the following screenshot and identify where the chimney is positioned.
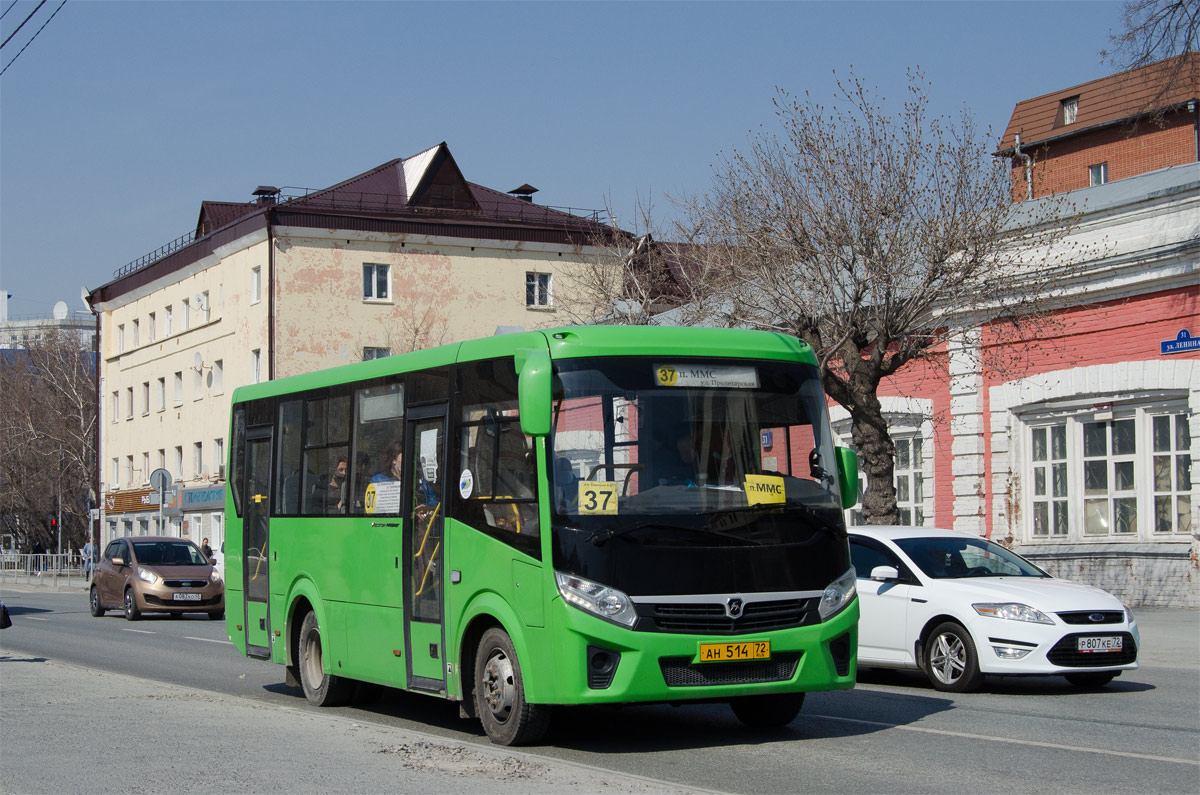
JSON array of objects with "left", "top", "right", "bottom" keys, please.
[
  {"left": 253, "top": 185, "right": 280, "bottom": 206},
  {"left": 507, "top": 184, "right": 538, "bottom": 203}
]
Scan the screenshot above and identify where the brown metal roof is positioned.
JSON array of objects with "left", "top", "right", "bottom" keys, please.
[{"left": 999, "top": 53, "right": 1199, "bottom": 151}]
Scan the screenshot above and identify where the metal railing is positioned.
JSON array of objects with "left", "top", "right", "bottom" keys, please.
[{"left": 0, "top": 553, "right": 91, "bottom": 587}]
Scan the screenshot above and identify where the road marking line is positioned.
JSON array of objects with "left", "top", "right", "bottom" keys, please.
[
  {"left": 808, "top": 713, "right": 1198, "bottom": 766},
  {"left": 24, "top": 616, "right": 50, "bottom": 621},
  {"left": 120, "top": 628, "right": 155, "bottom": 634},
  {"left": 185, "top": 636, "right": 232, "bottom": 645}
]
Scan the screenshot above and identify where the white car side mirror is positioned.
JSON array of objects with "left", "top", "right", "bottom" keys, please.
[{"left": 870, "top": 565, "right": 899, "bottom": 582}]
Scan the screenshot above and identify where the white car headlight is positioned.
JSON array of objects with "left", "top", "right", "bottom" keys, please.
[
  {"left": 555, "top": 572, "right": 638, "bottom": 627},
  {"left": 818, "top": 567, "right": 857, "bottom": 621},
  {"left": 137, "top": 566, "right": 159, "bottom": 584},
  {"left": 973, "top": 602, "right": 1053, "bottom": 624}
]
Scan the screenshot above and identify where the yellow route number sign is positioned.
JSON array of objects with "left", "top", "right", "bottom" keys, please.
[
  {"left": 364, "top": 483, "right": 377, "bottom": 514},
  {"left": 578, "top": 481, "right": 619, "bottom": 515}
]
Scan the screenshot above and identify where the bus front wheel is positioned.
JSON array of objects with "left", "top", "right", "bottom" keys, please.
[
  {"left": 298, "top": 611, "right": 353, "bottom": 707},
  {"left": 473, "top": 627, "right": 550, "bottom": 746},
  {"left": 730, "top": 692, "right": 805, "bottom": 727}
]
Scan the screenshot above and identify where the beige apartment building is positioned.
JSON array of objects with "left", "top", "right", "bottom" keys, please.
[{"left": 87, "top": 142, "right": 617, "bottom": 559}]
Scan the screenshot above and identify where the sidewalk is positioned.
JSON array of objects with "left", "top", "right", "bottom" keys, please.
[{"left": 0, "top": 650, "right": 700, "bottom": 794}]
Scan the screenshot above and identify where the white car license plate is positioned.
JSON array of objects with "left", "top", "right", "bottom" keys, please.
[
  {"left": 172, "top": 593, "right": 202, "bottom": 602},
  {"left": 1077, "top": 635, "right": 1121, "bottom": 653}
]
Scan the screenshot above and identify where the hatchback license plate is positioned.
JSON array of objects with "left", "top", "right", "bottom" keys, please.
[
  {"left": 698, "top": 640, "right": 770, "bottom": 662},
  {"left": 172, "top": 593, "right": 202, "bottom": 602},
  {"left": 1077, "top": 635, "right": 1121, "bottom": 653}
]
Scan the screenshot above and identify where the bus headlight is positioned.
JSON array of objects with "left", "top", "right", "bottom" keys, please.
[
  {"left": 555, "top": 572, "right": 638, "bottom": 628},
  {"left": 818, "top": 567, "right": 857, "bottom": 621}
]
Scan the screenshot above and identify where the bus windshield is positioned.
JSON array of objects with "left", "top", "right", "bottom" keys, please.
[{"left": 549, "top": 356, "right": 848, "bottom": 595}]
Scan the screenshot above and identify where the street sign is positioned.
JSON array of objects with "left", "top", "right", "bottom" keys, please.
[{"left": 149, "top": 468, "right": 173, "bottom": 491}]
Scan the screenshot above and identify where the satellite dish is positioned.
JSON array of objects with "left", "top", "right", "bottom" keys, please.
[
  {"left": 194, "top": 352, "right": 204, "bottom": 370},
  {"left": 53, "top": 301, "right": 68, "bottom": 320},
  {"left": 194, "top": 292, "right": 206, "bottom": 310}
]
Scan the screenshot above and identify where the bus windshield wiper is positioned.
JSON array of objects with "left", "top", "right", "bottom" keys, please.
[{"left": 585, "top": 518, "right": 698, "bottom": 547}]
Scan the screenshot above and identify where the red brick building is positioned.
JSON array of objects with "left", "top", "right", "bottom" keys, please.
[{"left": 844, "top": 56, "right": 1199, "bottom": 607}]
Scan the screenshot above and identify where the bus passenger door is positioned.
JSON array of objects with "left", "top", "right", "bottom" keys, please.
[
  {"left": 405, "top": 406, "right": 448, "bottom": 692},
  {"left": 243, "top": 430, "right": 272, "bottom": 658}
]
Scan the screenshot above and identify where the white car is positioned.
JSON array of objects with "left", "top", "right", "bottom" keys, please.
[{"left": 849, "top": 526, "right": 1139, "bottom": 692}]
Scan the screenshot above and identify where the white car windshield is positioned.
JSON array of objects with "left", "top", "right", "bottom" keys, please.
[{"left": 894, "top": 536, "right": 1047, "bottom": 579}]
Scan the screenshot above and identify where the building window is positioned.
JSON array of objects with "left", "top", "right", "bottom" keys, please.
[
  {"left": 1089, "top": 162, "right": 1108, "bottom": 187},
  {"left": 173, "top": 446, "right": 184, "bottom": 480},
  {"left": 125, "top": 455, "right": 134, "bottom": 486},
  {"left": 193, "top": 442, "right": 204, "bottom": 479},
  {"left": 141, "top": 382, "right": 150, "bottom": 416},
  {"left": 1023, "top": 406, "right": 1192, "bottom": 541},
  {"left": 148, "top": 312, "right": 156, "bottom": 342},
  {"left": 1152, "top": 413, "right": 1191, "bottom": 533},
  {"left": 111, "top": 391, "right": 119, "bottom": 423},
  {"left": 251, "top": 267, "right": 262, "bottom": 304},
  {"left": 363, "top": 263, "right": 390, "bottom": 300},
  {"left": 193, "top": 366, "right": 203, "bottom": 400},
  {"left": 181, "top": 298, "right": 191, "bottom": 331},
  {"left": 132, "top": 319, "right": 140, "bottom": 348},
  {"left": 526, "top": 272, "right": 552, "bottom": 307},
  {"left": 213, "top": 359, "right": 224, "bottom": 394},
  {"left": 214, "top": 438, "right": 225, "bottom": 479},
  {"left": 252, "top": 349, "right": 262, "bottom": 384},
  {"left": 201, "top": 290, "right": 211, "bottom": 323},
  {"left": 158, "top": 449, "right": 165, "bottom": 471},
  {"left": 894, "top": 436, "right": 925, "bottom": 526},
  {"left": 174, "top": 371, "right": 183, "bottom": 405},
  {"left": 111, "top": 457, "right": 119, "bottom": 486},
  {"left": 142, "top": 452, "right": 150, "bottom": 484},
  {"left": 156, "top": 377, "right": 166, "bottom": 412},
  {"left": 1060, "top": 95, "right": 1079, "bottom": 125},
  {"left": 363, "top": 347, "right": 391, "bottom": 360},
  {"left": 1031, "top": 423, "right": 1069, "bottom": 536},
  {"left": 125, "top": 387, "right": 134, "bottom": 420},
  {"left": 117, "top": 324, "right": 125, "bottom": 353},
  {"left": 165, "top": 305, "right": 173, "bottom": 336}
]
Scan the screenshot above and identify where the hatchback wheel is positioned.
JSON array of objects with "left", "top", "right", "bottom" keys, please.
[
  {"left": 123, "top": 589, "right": 142, "bottom": 621},
  {"left": 89, "top": 586, "right": 105, "bottom": 617},
  {"left": 923, "top": 622, "right": 983, "bottom": 693}
]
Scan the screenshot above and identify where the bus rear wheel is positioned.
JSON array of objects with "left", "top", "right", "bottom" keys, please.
[
  {"left": 730, "top": 692, "right": 805, "bottom": 727},
  {"left": 298, "top": 611, "right": 353, "bottom": 707},
  {"left": 474, "top": 627, "right": 550, "bottom": 746}
]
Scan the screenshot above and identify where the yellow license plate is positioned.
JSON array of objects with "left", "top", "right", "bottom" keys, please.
[{"left": 697, "top": 640, "right": 771, "bottom": 662}]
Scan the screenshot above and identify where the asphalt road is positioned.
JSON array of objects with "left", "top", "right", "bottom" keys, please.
[{"left": 2, "top": 585, "right": 1197, "bottom": 794}]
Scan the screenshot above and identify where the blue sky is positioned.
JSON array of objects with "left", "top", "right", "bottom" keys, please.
[{"left": 1, "top": 0, "right": 1123, "bottom": 317}]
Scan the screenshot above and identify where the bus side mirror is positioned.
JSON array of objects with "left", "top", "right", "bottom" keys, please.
[
  {"left": 517, "top": 349, "right": 552, "bottom": 437},
  {"left": 835, "top": 447, "right": 859, "bottom": 510}
]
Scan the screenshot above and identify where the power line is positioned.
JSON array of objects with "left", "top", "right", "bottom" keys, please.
[
  {"left": 0, "top": 0, "right": 65, "bottom": 77},
  {"left": 0, "top": 0, "right": 46, "bottom": 50},
  {"left": 1, "top": 1, "right": 21, "bottom": 21}
]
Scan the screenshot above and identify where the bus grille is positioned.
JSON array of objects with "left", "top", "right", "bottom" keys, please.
[
  {"left": 638, "top": 598, "right": 818, "bottom": 634},
  {"left": 659, "top": 653, "right": 801, "bottom": 687},
  {"left": 1046, "top": 633, "right": 1137, "bottom": 667}
]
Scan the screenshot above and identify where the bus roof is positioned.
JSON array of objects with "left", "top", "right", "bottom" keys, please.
[{"left": 230, "top": 325, "right": 816, "bottom": 404}]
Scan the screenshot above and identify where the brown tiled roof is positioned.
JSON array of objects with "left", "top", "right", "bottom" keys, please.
[{"left": 999, "top": 53, "right": 1199, "bottom": 151}]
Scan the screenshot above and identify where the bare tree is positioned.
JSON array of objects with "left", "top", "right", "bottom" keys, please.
[
  {"left": 0, "top": 328, "right": 97, "bottom": 551},
  {"left": 1102, "top": 1, "right": 1199, "bottom": 115},
  {"left": 1103, "top": 0, "right": 1198, "bottom": 69},
  {"left": 676, "top": 70, "right": 1083, "bottom": 524}
]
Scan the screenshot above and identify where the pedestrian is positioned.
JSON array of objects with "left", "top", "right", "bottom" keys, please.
[
  {"left": 201, "top": 537, "right": 213, "bottom": 559},
  {"left": 82, "top": 537, "right": 94, "bottom": 584}
]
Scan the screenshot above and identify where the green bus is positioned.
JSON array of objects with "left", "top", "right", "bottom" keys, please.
[{"left": 225, "top": 325, "right": 860, "bottom": 745}]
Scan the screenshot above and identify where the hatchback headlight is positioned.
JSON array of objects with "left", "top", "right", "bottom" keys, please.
[
  {"left": 818, "top": 567, "right": 857, "bottom": 621},
  {"left": 137, "top": 566, "right": 159, "bottom": 584},
  {"left": 555, "top": 572, "right": 638, "bottom": 627},
  {"left": 973, "top": 602, "right": 1053, "bottom": 624},
  {"left": 210, "top": 569, "right": 222, "bottom": 584}
]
